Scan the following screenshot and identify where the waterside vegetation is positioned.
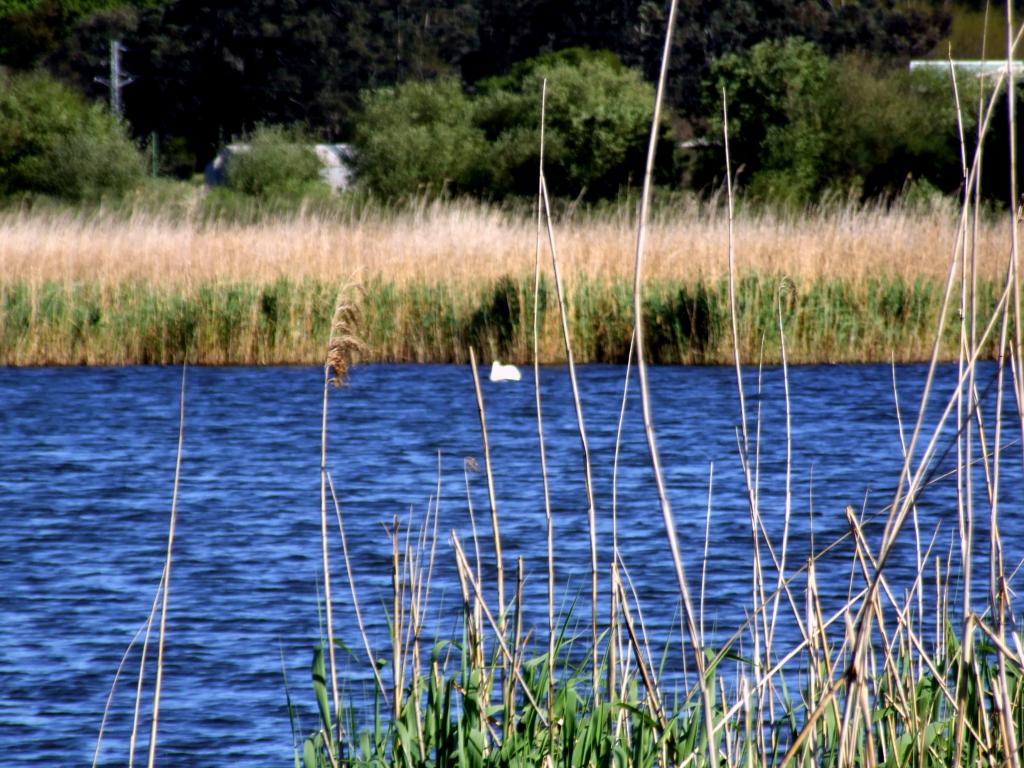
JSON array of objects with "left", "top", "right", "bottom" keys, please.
[{"left": 0, "top": 200, "right": 1010, "bottom": 366}]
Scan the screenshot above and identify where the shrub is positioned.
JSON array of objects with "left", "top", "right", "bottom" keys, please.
[
  {"left": 352, "top": 79, "right": 486, "bottom": 199},
  {"left": 351, "top": 50, "right": 669, "bottom": 201},
  {"left": 702, "top": 38, "right": 978, "bottom": 204},
  {"left": 822, "top": 56, "right": 978, "bottom": 199},
  {"left": 704, "top": 38, "right": 836, "bottom": 204},
  {"left": 224, "top": 125, "right": 324, "bottom": 198},
  {"left": 474, "top": 48, "right": 667, "bottom": 200},
  {"left": 0, "top": 69, "right": 143, "bottom": 199}
]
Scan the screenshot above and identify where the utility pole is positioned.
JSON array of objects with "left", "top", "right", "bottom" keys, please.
[{"left": 95, "top": 39, "right": 134, "bottom": 118}]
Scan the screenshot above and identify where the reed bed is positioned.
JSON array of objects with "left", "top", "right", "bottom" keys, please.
[
  {"left": 0, "top": 273, "right": 1006, "bottom": 365},
  {"left": 0, "top": 201, "right": 1012, "bottom": 365},
  {"left": 0, "top": 200, "right": 1007, "bottom": 288}
]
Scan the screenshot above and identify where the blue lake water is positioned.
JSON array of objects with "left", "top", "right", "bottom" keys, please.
[{"left": 1, "top": 363, "right": 1022, "bottom": 766}]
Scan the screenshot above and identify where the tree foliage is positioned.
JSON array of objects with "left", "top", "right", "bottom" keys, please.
[
  {"left": 0, "top": 69, "right": 143, "bottom": 199},
  {"left": 0, "top": 0, "right": 150, "bottom": 65},
  {"left": 0, "top": 0, "right": 968, "bottom": 202},
  {"left": 353, "top": 78, "right": 485, "bottom": 199},
  {"left": 1, "top": 0, "right": 952, "bottom": 170},
  {"left": 225, "top": 125, "right": 323, "bottom": 198},
  {"left": 706, "top": 38, "right": 835, "bottom": 203},
  {"left": 353, "top": 50, "right": 664, "bottom": 201},
  {"left": 42, "top": 0, "right": 478, "bottom": 166},
  {"left": 702, "top": 37, "right": 978, "bottom": 203},
  {"left": 473, "top": 49, "right": 664, "bottom": 199}
]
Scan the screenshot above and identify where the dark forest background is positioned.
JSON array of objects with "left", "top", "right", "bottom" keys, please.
[
  {"left": 2, "top": 0, "right": 1022, "bottom": 204},
  {"left": 0, "top": 1, "right": 956, "bottom": 164}
]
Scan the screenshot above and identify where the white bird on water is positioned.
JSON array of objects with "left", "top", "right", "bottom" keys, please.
[{"left": 489, "top": 360, "right": 522, "bottom": 382}]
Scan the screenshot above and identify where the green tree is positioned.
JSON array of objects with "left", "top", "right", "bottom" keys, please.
[
  {"left": 0, "top": 69, "right": 143, "bottom": 199},
  {"left": 4, "top": 0, "right": 956, "bottom": 181},
  {"left": 466, "top": 1, "right": 950, "bottom": 119},
  {"left": 706, "top": 37, "right": 834, "bottom": 203},
  {"left": 352, "top": 50, "right": 666, "bottom": 201},
  {"left": 702, "top": 38, "right": 978, "bottom": 204},
  {"left": 822, "top": 56, "right": 978, "bottom": 199},
  {"left": 225, "top": 125, "right": 322, "bottom": 198},
  {"left": 474, "top": 48, "right": 664, "bottom": 199},
  {"left": 0, "top": 0, "right": 148, "bottom": 66},
  {"left": 70, "top": 0, "right": 479, "bottom": 169},
  {"left": 353, "top": 78, "right": 485, "bottom": 199}
]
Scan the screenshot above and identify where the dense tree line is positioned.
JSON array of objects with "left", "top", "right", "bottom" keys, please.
[{"left": 0, "top": 0, "right": 953, "bottom": 174}]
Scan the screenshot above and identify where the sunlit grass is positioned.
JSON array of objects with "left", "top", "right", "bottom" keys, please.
[{"left": 0, "top": 198, "right": 1008, "bottom": 288}]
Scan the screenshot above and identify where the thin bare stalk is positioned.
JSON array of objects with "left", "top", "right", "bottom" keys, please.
[
  {"left": 722, "top": 97, "right": 774, "bottom": 740},
  {"left": 763, "top": 284, "right": 794, "bottom": 752},
  {"left": 611, "top": 332, "right": 635, "bottom": 557},
  {"left": 532, "top": 79, "right": 556, "bottom": 724},
  {"left": 722, "top": 93, "right": 756, "bottom": 504},
  {"left": 314, "top": 365, "right": 344, "bottom": 756},
  {"left": 629, "top": 0, "right": 716, "bottom": 758},
  {"left": 128, "top": 569, "right": 163, "bottom": 768},
  {"left": 609, "top": 332, "right": 635, "bottom": 704},
  {"left": 1009, "top": 2, "right": 1024, "bottom": 467},
  {"left": 421, "top": 452, "right": 442, "bottom": 613},
  {"left": 700, "top": 462, "right": 714, "bottom": 647},
  {"left": 468, "top": 347, "right": 507, "bottom": 703},
  {"left": 146, "top": 366, "right": 185, "bottom": 768},
  {"left": 390, "top": 518, "right": 402, "bottom": 722},
  {"left": 463, "top": 458, "right": 483, "bottom": 586},
  {"left": 508, "top": 557, "right": 524, "bottom": 737},
  {"left": 614, "top": 574, "right": 667, "bottom": 731},
  {"left": 406, "top": 533, "right": 426, "bottom": 763},
  {"left": 998, "top": 6, "right": 1023, "bottom": 761},
  {"left": 93, "top": 618, "right": 148, "bottom": 768},
  {"left": 538, "top": 175, "right": 600, "bottom": 703},
  {"left": 617, "top": 558, "right": 665, "bottom": 701},
  {"left": 890, "top": 360, "right": 924, "bottom": 680},
  {"left": 450, "top": 534, "right": 549, "bottom": 727},
  {"left": 949, "top": 52, "right": 973, "bottom": 692},
  {"left": 326, "top": 472, "right": 389, "bottom": 704},
  {"left": 468, "top": 348, "right": 504, "bottom": 611}
]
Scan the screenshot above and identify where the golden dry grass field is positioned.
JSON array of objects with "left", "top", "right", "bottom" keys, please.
[{"left": 0, "top": 199, "right": 1008, "bottom": 285}]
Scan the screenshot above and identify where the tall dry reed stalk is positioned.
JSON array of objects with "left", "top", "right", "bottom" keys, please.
[
  {"left": 538, "top": 175, "right": 600, "bottom": 705},
  {"left": 92, "top": 619, "right": 147, "bottom": 768},
  {"left": 145, "top": 366, "right": 185, "bottom": 768},
  {"left": 318, "top": 364, "right": 342, "bottom": 757},
  {"left": 92, "top": 368, "right": 186, "bottom": 768},
  {"left": 467, "top": 347, "right": 508, "bottom": 715},
  {"left": 531, "top": 80, "right": 557, "bottom": 732},
  {"left": 630, "top": 0, "right": 716, "bottom": 763}
]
